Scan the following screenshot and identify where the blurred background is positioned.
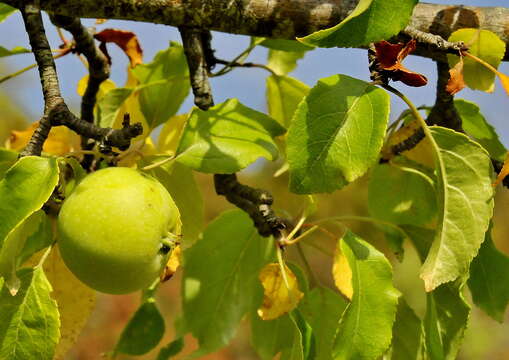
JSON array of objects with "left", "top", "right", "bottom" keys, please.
[{"left": 2, "top": 0, "right": 509, "bottom": 359}]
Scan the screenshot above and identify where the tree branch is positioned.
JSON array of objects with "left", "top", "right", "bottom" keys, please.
[
  {"left": 214, "top": 174, "right": 286, "bottom": 238},
  {"left": 4, "top": 1, "right": 509, "bottom": 61},
  {"left": 19, "top": 3, "right": 141, "bottom": 157},
  {"left": 49, "top": 15, "right": 110, "bottom": 126},
  {"left": 426, "top": 57, "right": 462, "bottom": 131},
  {"left": 178, "top": 27, "right": 214, "bottom": 111}
]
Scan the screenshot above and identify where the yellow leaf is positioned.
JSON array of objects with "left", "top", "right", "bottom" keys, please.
[
  {"left": 332, "top": 246, "right": 353, "bottom": 300},
  {"left": 117, "top": 136, "right": 157, "bottom": 168},
  {"left": 7, "top": 122, "right": 80, "bottom": 155},
  {"left": 43, "top": 248, "right": 96, "bottom": 360},
  {"left": 76, "top": 75, "right": 116, "bottom": 99},
  {"left": 381, "top": 119, "right": 422, "bottom": 161},
  {"left": 160, "top": 245, "right": 181, "bottom": 282},
  {"left": 496, "top": 71, "right": 509, "bottom": 97},
  {"left": 257, "top": 263, "right": 303, "bottom": 320},
  {"left": 157, "top": 114, "right": 188, "bottom": 154},
  {"left": 493, "top": 151, "right": 509, "bottom": 187}
]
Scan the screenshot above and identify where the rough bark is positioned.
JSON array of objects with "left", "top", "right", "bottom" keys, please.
[{"left": 4, "top": 1, "right": 509, "bottom": 60}]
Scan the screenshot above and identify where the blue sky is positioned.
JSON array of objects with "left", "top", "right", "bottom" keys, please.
[{"left": 1, "top": 0, "right": 508, "bottom": 143}]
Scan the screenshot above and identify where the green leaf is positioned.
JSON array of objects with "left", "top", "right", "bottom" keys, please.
[
  {"left": 267, "top": 49, "right": 306, "bottom": 76},
  {"left": 132, "top": 41, "right": 190, "bottom": 129},
  {"left": 156, "top": 338, "right": 184, "bottom": 360},
  {"left": 16, "top": 212, "right": 52, "bottom": 266},
  {"left": 298, "top": 0, "right": 417, "bottom": 48},
  {"left": 266, "top": 75, "right": 309, "bottom": 127},
  {"left": 299, "top": 287, "right": 347, "bottom": 360},
  {"left": 368, "top": 163, "right": 437, "bottom": 226},
  {"left": 0, "top": 211, "right": 44, "bottom": 294},
  {"left": 260, "top": 39, "right": 314, "bottom": 52},
  {"left": 149, "top": 162, "right": 204, "bottom": 245},
  {"left": 454, "top": 99, "right": 506, "bottom": 162},
  {"left": 420, "top": 127, "right": 494, "bottom": 291},
  {"left": 468, "top": 229, "right": 509, "bottom": 322},
  {"left": 0, "top": 46, "right": 29, "bottom": 58},
  {"left": 182, "top": 210, "right": 274, "bottom": 354},
  {"left": 176, "top": 99, "right": 286, "bottom": 173},
  {"left": 0, "top": 148, "right": 18, "bottom": 178},
  {"left": 96, "top": 87, "right": 133, "bottom": 128},
  {"left": 400, "top": 225, "right": 434, "bottom": 263},
  {"left": 115, "top": 299, "right": 165, "bottom": 355},
  {"left": 250, "top": 312, "right": 303, "bottom": 360},
  {"left": 291, "top": 309, "right": 315, "bottom": 360},
  {"left": 424, "top": 282, "right": 470, "bottom": 360},
  {"left": 448, "top": 29, "right": 506, "bottom": 92},
  {"left": 0, "top": 3, "right": 16, "bottom": 23},
  {"left": 287, "top": 74, "right": 390, "bottom": 194},
  {"left": 0, "top": 267, "right": 60, "bottom": 360},
  {"left": 332, "top": 230, "right": 400, "bottom": 360},
  {"left": 391, "top": 298, "right": 424, "bottom": 360},
  {"left": 0, "top": 156, "right": 59, "bottom": 250}
]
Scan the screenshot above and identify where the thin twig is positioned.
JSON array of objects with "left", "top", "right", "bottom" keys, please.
[
  {"left": 212, "top": 58, "right": 277, "bottom": 76},
  {"left": 403, "top": 26, "right": 467, "bottom": 54}
]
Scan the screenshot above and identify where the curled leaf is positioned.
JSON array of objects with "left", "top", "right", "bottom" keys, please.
[
  {"left": 94, "top": 29, "right": 143, "bottom": 67},
  {"left": 446, "top": 57, "right": 466, "bottom": 95},
  {"left": 160, "top": 244, "right": 181, "bottom": 282},
  {"left": 258, "top": 263, "right": 304, "bottom": 320},
  {"left": 374, "top": 40, "right": 428, "bottom": 87}
]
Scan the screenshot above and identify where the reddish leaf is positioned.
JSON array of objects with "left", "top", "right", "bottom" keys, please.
[
  {"left": 446, "top": 57, "right": 466, "bottom": 95},
  {"left": 374, "top": 40, "right": 428, "bottom": 87},
  {"left": 94, "top": 29, "right": 143, "bottom": 67}
]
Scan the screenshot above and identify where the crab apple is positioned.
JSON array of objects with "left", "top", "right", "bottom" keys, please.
[{"left": 57, "top": 167, "right": 180, "bottom": 294}]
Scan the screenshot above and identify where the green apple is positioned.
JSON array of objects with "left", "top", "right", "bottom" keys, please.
[{"left": 57, "top": 167, "right": 181, "bottom": 294}]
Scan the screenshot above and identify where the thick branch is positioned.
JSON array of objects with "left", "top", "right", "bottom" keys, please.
[
  {"left": 214, "top": 174, "right": 286, "bottom": 237},
  {"left": 49, "top": 15, "right": 110, "bottom": 125},
  {"left": 426, "top": 57, "right": 462, "bottom": 131},
  {"left": 178, "top": 27, "right": 214, "bottom": 110},
  {"left": 5, "top": 1, "right": 509, "bottom": 61},
  {"left": 20, "top": 4, "right": 141, "bottom": 156}
]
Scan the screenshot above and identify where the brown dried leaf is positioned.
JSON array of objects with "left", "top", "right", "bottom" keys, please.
[
  {"left": 94, "top": 29, "right": 143, "bottom": 67},
  {"left": 446, "top": 58, "right": 466, "bottom": 95},
  {"left": 374, "top": 40, "right": 428, "bottom": 87},
  {"left": 257, "top": 263, "right": 303, "bottom": 320}
]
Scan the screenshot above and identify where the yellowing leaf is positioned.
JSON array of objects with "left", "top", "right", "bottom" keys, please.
[
  {"left": 117, "top": 136, "right": 157, "bottom": 167},
  {"left": 43, "top": 248, "right": 96, "bottom": 360},
  {"left": 258, "top": 263, "right": 303, "bottom": 320},
  {"left": 332, "top": 246, "right": 353, "bottom": 300},
  {"left": 448, "top": 29, "right": 506, "bottom": 92},
  {"left": 493, "top": 151, "right": 509, "bottom": 187},
  {"left": 157, "top": 114, "right": 188, "bottom": 154},
  {"left": 402, "top": 136, "right": 435, "bottom": 169},
  {"left": 160, "top": 245, "right": 181, "bottom": 282},
  {"left": 7, "top": 122, "right": 80, "bottom": 155},
  {"left": 76, "top": 75, "right": 116, "bottom": 98},
  {"left": 381, "top": 119, "right": 422, "bottom": 160}
]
